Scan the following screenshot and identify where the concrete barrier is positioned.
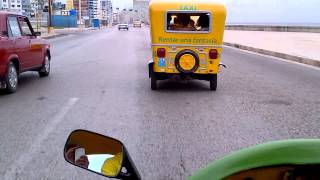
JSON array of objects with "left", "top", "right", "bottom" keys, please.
[
  {"left": 41, "top": 34, "right": 68, "bottom": 39},
  {"left": 225, "top": 25, "right": 320, "bottom": 33}
]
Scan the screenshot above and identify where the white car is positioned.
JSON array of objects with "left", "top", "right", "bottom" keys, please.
[
  {"left": 118, "top": 24, "right": 129, "bottom": 30},
  {"left": 133, "top": 21, "right": 142, "bottom": 28}
]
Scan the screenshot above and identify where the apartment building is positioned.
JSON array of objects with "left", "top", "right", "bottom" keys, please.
[
  {"left": 73, "top": 0, "right": 89, "bottom": 19},
  {"left": 0, "top": 0, "right": 9, "bottom": 10},
  {"left": 0, "top": 0, "right": 22, "bottom": 12},
  {"left": 133, "top": 0, "right": 149, "bottom": 23}
]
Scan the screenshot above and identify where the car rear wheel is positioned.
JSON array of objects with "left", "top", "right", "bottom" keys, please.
[
  {"left": 38, "top": 54, "right": 50, "bottom": 77},
  {"left": 151, "top": 77, "right": 157, "bottom": 90},
  {"left": 5, "top": 62, "right": 18, "bottom": 93},
  {"left": 210, "top": 74, "right": 217, "bottom": 91}
]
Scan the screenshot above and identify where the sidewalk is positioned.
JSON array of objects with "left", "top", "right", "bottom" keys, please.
[
  {"left": 223, "top": 30, "right": 320, "bottom": 67},
  {"left": 40, "top": 27, "right": 103, "bottom": 39}
]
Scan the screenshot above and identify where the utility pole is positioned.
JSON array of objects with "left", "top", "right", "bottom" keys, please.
[
  {"left": 78, "top": 0, "right": 81, "bottom": 25},
  {"left": 48, "top": 0, "right": 53, "bottom": 33},
  {"left": 36, "top": 10, "right": 39, "bottom": 31}
]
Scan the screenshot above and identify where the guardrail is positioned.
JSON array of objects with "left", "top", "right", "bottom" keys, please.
[{"left": 225, "top": 25, "right": 320, "bottom": 33}]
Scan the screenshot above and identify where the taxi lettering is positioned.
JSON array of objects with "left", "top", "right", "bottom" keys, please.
[{"left": 180, "top": 5, "right": 197, "bottom": 11}]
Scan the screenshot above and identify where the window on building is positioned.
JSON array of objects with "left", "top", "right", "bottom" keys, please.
[
  {"left": 3, "top": 0, "right": 6, "bottom": 2},
  {"left": 12, "top": 5, "right": 15, "bottom": 7},
  {"left": 7, "top": 16, "right": 22, "bottom": 37},
  {"left": 17, "top": 5, "right": 20, "bottom": 7}
]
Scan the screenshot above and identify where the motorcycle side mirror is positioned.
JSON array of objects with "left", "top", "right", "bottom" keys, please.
[{"left": 64, "top": 130, "right": 141, "bottom": 180}]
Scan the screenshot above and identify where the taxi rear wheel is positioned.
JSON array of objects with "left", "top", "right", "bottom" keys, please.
[
  {"left": 210, "top": 75, "right": 217, "bottom": 91},
  {"left": 151, "top": 77, "right": 157, "bottom": 90}
]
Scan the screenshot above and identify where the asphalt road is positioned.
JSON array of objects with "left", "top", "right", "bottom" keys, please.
[{"left": 1, "top": 27, "right": 320, "bottom": 180}]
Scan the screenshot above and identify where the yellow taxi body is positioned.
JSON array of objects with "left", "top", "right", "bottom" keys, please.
[{"left": 149, "top": 0, "right": 226, "bottom": 76}]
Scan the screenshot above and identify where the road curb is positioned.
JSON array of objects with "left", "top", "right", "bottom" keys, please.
[
  {"left": 223, "top": 42, "right": 320, "bottom": 68},
  {"left": 41, "top": 34, "right": 68, "bottom": 39}
]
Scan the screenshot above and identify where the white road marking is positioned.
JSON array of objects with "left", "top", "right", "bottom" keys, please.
[
  {"left": 3, "top": 98, "right": 79, "bottom": 180},
  {"left": 224, "top": 46, "right": 320, "bottom": 71}
]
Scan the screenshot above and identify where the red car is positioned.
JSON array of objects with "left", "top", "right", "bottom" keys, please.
[{"left": 0, "top": 12, "right": 51, "bottom": 93}]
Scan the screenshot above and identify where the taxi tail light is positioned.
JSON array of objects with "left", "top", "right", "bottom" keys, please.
[
  {"left": 209, "top": 49, "right": 218, "bottom": 59},
  {"left": 157, "top": 48, "right": 166, "bottom": 58}
]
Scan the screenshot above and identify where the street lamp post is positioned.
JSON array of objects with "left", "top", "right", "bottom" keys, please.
[
  {"left": 134, "top": 10, "right": 138, "bottom": 21},
  {"left": 116, "top": 7, "right": 119, "bottom": 24}
]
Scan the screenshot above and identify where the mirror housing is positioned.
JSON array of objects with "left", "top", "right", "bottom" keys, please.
[
  {"left": 34, "top": 32, "right": 41, "bottom": 37},
  {"left": 64, "top": 130, "right": 141, "bottom": 180}
]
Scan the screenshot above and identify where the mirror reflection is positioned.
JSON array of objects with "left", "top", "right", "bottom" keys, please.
[{"left": 64, "top": 130, "right": 124, "bottom": 177}]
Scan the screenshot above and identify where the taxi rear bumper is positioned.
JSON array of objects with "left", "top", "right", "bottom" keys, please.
[{"left": 152, "top": 72, "right": 215, "bottom": 81}]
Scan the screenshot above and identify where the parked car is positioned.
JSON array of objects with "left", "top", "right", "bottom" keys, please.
[
  {"left": 133, "top": 20, "right": 142, "bottom": 28},
  {"left": 0, "top": 12, "right": 51, "bottom": 94},
  {"left": 118, "top": 24, "right": 129, "bottom": 30}
]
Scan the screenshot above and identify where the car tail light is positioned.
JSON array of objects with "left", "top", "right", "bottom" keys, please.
[
  {"left": 157, "top": 48, "right": 166, "bottom": 58},
  {"left": 209, "top": 49, "right": 218, "bottom": 59}
]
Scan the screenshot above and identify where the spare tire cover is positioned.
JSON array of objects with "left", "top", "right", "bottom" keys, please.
[{"left": 175, "top": 49, "right": 200, "bottom": 73}]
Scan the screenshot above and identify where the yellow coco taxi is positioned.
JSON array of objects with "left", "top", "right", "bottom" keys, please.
[{"left": 148, "top": 0, "right": 226, "bottom": 90}]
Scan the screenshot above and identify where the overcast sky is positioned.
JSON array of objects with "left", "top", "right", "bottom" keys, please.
[
  {"left": 112, "top": 0, "right": 132, "bottom": 9},
  {"left": 112, "top": 0, "right": 320, "bottom": 25}
]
